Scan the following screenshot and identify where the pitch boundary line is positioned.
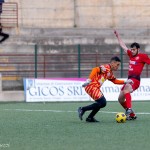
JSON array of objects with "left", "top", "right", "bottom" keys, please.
[{"left": 3, "top": 109, "right": 150, "bottom": 115}]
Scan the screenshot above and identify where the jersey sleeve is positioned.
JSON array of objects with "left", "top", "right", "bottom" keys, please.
[
  {"left": 88, "top": 67, "right": 100, "bottom": 80},
  {"left": 109, "top": 79, "right": 125, "bottom": 84},
  {"left": 127, "top": 49, "right": 132, "bottom": 57},
  {"left": 108, "top": 72, "right": 125, "bottom": 85},
  {"left": 142, "top": 54, "right": 150, "bottom": 65}
]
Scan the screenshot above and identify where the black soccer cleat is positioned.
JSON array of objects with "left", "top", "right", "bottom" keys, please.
[
  {"left": 130, "top": 115, "right": 137, "bottom": 120},
  {"left": 86, "top": 117, "right": 99, "bottom": 123},
  {"left": 126, "top": 115, "right": 137, "bottom": 120},
  {"left": 78, "top": 107, "right": 84, "bottom": 120}
]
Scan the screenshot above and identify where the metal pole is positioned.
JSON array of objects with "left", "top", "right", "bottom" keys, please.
[
  {"left": 34, "top": 44, "right": 37, "bottom": 78},
  {"left": 44, "top": 55, "right": 46, "bottom": 78},
  {"left": 73, "top": 0, "right": 77, "bottom": 27},
  {"left": 120, "top": 48, "right": 123, "bottom": 78},
  {"left": 78, "top": 44, "right": 81, "bottom": 77}
]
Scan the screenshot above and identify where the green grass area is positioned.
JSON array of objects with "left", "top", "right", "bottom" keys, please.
[{"left": 0, "top": 101, "right": 150, "bottom": 150}]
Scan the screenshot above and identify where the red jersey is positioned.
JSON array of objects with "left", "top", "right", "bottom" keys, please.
[{"left": 127, "top": 50, "right": 150, "bottom": 77}]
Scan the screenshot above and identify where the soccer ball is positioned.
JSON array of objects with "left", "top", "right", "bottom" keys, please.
[{"left": 116, "top": 112, "right": 126, "bottom": 123}]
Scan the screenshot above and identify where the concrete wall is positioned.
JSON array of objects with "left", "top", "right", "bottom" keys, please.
[
  {"left": 2, "top": 0, "right": 149, "bottom": 46},
  {"left": 7, "top": 0, "right": 150, "bottom": 28},
  {"left": 0, "top": 74, "right": 24, "bottom": 101},
  {"left": 0, "top": 91, "right": 24, "bottom": 101},
  {"left": 10, "top": 0, "right": 74, "bottom": 28}
]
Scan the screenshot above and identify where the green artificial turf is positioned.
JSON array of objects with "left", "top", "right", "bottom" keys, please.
[{"left": 0, "top": 101, "right": 150, "bottom": 150}]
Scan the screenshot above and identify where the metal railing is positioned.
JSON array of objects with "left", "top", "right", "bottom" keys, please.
[
  {"left": 0, "top": 2, "right": 18, "bottom": 27},
  {"left": 0, "top": 44, "right": 150, "bottom": 90},
  {"left": 0, "top": 45, "right": 150, "bottom": 81}
]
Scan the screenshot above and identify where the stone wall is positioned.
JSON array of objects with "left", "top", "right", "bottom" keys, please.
[{"left": 7, "top": 0, "right": 150, "bottom": 28}]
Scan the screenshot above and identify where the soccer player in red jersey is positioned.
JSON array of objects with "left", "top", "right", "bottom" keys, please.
[
  {"left": 78, "top": 56, "right": 131, "bottom": 122},
  {"left": 114, "top": 30, "right": 150, "bottom": 120}
]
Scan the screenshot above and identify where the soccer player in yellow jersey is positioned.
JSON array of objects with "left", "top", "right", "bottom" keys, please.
[{"left": 78, "top": 56, "right": 132, "bottom": 122}]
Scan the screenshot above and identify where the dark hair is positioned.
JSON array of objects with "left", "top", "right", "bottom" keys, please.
[
  {"left": 110, "top": 56, "right": 121, "bottom": 62},
  {"left": 130, "top": 42, "right": 140, "bottom": 49}
]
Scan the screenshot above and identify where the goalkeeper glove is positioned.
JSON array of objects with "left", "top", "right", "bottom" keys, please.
[{"left": 82, "top": 79, "right": 91, "bottom": 87}]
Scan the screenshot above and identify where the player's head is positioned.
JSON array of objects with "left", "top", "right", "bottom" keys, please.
[
  {"left": 130, "top": 42, "right": 140, "bottom": 56},
  {"left": 110, "top": 56, "right": 121, "bottom": 71}
]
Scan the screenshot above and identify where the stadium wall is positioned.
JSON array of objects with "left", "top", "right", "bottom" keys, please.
[
  {"left": 0, "top": 74, "right": 23, "bottom": 101},
  {"left": 4, "top": 0, "right": 150, "bottom": 46},
  {"left": 9, "top": 0, "right": 150, "bottom": 28},
  {"left": 0, "top": 91, "right": 24, "bottom": 102}
]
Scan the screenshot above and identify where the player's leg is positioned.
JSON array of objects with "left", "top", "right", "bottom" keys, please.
[
  {"left": 78, "top": 102, "right": 100, "bottom": 121},
  {"left": 118, "top": 90, "right": 126, "bottom": 109},
  {"left": 86, "top": 96, "right": 107, "bottom": 122},
  {"left": 0, "top": 3, "right": 2, "bottom": 14},
  {"left": 78, "top": 100, "right": 102, "bottom": 121},
  {"left": 0, "top": 32, "right": 9, "bottom": 43},
  {"left": 78, "top": 86, "right": 104, "bottom": 121},
  {"left": 121, "top": 81, "right": 137, "bottom": 120},
  {"left": 118, "top": 91, "right": 136, "bottom": 120}
]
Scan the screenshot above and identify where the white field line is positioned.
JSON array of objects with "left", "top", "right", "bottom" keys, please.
[{"left": 3, "top": 109, "right": 150, "bottom": 115}]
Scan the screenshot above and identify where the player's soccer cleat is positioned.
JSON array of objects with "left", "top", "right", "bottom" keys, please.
[
  {"left": 129, "top": 113, "right": 137, "bottom": 120},
  {"left": 125, "top": 108, "right": 132, "bottom": 114},
  {"left": 125, "top": 108, "right": 137, "bottom": 120},
  {"left": 78, "top": 107, "right": 84, "bottom": 120},
  {"left": 86, "top": 117, "right": 99, "bottom": 122},
  {"left": 126, "top": 115, "right": 137, "bottom": 120}
]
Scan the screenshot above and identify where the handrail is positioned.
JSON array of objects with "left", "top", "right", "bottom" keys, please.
[
  {"left": 0, "top": 52, "right": 149, "bottom": 81},
  {"left": 0, "top": 2, "right": 18, "bottom": 28}
]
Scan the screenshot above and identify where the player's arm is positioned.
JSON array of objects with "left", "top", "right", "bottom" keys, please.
[
  {"left": 88, "top": 65, "right": 110, "bottom": 79},
  {"left": 114, "top": 30, "right": 128, "bottom": 53},
  {"left": 143, "top": 54, "right": 150, "bottom": 65},
  {"left": 88, "top": 67, "right": 100, "bottom": 79},
  {"left": 82, "top": 67, "right": 100, "bottom": 87},
  {"left": 109, "top": 78, "right": 125, "bottom": 85},
  {"left": 109, "top": 78, "right": 133, "bottom": 85}
]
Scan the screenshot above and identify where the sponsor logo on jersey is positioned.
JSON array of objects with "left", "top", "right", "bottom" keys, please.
[
  {"left": 129, "top": 60, "right": 137, "bottom": 65},
  {"left": 98, "top": 77, "right": 105, "bottom": 85},
  {"left": 135, "top": 56, "right": 139, "bottom": 60}
]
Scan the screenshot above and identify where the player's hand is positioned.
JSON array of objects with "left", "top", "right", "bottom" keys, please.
[
  {"left": 125, "top": 79, "right": 134, "bottom": 84},
  {"left": 114, "top": 30, "right": 119, "bottom": 37},
  {"left": 82, "top": 79, "right": 91, "bottom": 87}
]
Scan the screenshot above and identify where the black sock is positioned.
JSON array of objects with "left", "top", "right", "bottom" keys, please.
[
  {"left": 86, "top": 96, "right": 107, "bottom": 118},
  {"left": 82, "top": 103, "right": 99, "bottom": 112},
  {"left": 87, "top": 107, "right": 101, "bottom": 118}
]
